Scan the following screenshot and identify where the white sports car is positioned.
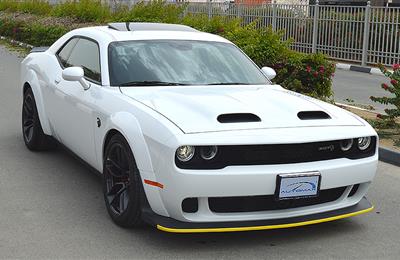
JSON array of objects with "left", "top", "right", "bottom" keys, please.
[{"left": 21, "top": 22, "right": 378, "bottom": 233}]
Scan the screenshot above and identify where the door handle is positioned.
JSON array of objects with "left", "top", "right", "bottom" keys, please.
[{"left": 54, "top": 78, "right": 61, "bottom": 84}]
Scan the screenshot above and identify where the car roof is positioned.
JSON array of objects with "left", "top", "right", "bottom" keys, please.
[
  {"left": 107, "top": 22, "right": 198, "bottom": 33},
  {"left": 73, "top": 23, "right": 231, "bottom": 44}
]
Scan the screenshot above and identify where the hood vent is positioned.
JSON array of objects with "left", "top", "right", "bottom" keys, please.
[
  {"left": 217, "top": 113, "right": 261, "bottom": 123},
  {"left": 298, "top": 111, "right": 331, "bottom": 120}
]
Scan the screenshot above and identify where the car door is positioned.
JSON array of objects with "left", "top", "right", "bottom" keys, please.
[{"left": 47, "top": 37, "right": 101, "bottom": 166}]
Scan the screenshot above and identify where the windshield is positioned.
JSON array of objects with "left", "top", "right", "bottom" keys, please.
[{"left": 108, "top": 40, "right": 269, "bottom": 86}]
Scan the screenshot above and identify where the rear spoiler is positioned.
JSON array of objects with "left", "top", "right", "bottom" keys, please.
[{"left": 30, "top": 47, "right": 49, "bottom": 53}]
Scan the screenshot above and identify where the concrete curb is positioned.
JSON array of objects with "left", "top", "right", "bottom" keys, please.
[
  {"left": 335, "top": 102, "right": 377, "bottom": 113},
  {"left": 379, "top": 147, "right": 400, "bottom": 167},
  {"left": 0, "top": 35, "right": 34, "bottom": 49},
  {"left": 336, "top": 62, "right": 392, "bottom": 76}
]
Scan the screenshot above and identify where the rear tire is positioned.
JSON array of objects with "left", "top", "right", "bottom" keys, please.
[
  {"left": 22, "top": 88, "right": 54, "bottom": 151},
  {"left": 103, "top": 134, "right": 145, "bottom": 228}
]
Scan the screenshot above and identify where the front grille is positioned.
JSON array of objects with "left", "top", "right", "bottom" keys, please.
[
  {"left": 176, "top": 137, "right": 377, "bottom": 169},
  {"left": 208, "top": 186, "right": 347, "bottom": 213}
]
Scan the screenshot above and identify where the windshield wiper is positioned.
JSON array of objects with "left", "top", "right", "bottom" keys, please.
[{"left": 119, "top": 81, "right": 189, "bottom": 86}]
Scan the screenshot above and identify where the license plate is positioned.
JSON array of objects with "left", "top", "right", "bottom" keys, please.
[{"left": 275, "top": 172, "right": 321, "bottom": 200}]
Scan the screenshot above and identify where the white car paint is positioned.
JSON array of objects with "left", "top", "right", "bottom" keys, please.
[
  {"left": 20, "top": 24, "right": 378, "bottom": 224},
  {"left": 120, "top": 85, "right": 365, "bottom": 134}
]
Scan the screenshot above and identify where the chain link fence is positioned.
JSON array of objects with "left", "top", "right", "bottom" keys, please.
[{"left": 48, "top": 0, "right": 400, "bottom": 66}]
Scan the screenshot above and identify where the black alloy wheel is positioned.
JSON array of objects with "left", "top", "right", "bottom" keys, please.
[
  {"left": 105, "top": 143, "right": 131, "bottom": 215},
  {"left": 22, "top": 88, "right": 53, "bottom": 150},
  {"left": 22, "top": 92, "right": 35, "bottom": 143},
  {"left": 103, "top": 134, "right": 144, "bottom": 227}
]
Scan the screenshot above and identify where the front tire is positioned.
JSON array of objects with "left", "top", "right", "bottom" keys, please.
[
  {"left": 22, "top": 88, "right": 53, "bottom": 151},
  {"left": 103, "top": 134, "right": 145, "bottom": 228}
]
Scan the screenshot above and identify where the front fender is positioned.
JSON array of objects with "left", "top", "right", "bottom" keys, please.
[
  {"left": 103, "top": 111, "right": 154, "bottom": 173},
  {"left": 99, "top": 111, "right": 169, "bottom": 216}
]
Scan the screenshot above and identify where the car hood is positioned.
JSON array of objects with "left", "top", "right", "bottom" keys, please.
[{"left": 120, "top": 85, "right": 364, "bottom": 134}]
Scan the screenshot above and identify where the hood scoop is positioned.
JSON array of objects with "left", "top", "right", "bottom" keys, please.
[
  {"left": 298, "top": 111, "right": 331, "bottom": 120},
  {"left": 217, "top": 113, "right": 261, "bottom": 123}
]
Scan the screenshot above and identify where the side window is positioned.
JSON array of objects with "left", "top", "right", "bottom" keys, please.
[
  {"left": 57, "top": 38, "right": 79, "bottom": 68},
  {"left": 66, "top": 38, "right": 101, "bottom": 84}
]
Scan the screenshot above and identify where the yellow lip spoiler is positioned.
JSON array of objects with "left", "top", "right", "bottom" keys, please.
[
  {"left": 140, "top": 197, "right": 374, "bottom": 234},
  {"left": 157, "top": 206, "right": 373, "bottom": 233}
]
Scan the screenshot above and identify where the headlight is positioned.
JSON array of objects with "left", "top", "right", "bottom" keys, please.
[
  {"left": 357, "top": 137, "right": 372, "bottom": 150},
  {"left": 340, "top": 139, "right": 353, "bottom": 151},
  {"left": 200, "top": 146, "right": 218, "bottom": 160},
  {"left": 176, "top": 145, "right": 195, "bottom": 162}
]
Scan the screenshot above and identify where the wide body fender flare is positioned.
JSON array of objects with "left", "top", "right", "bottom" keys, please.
[
  {"left": 23, "top": 68, "right": 52, "bottom": 136},
  {"left": 99, "top": 111, "right": 169, "bottom": 217}
]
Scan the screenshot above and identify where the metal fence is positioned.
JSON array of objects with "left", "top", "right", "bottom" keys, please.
[
  {"left": 52, "top": 0, "right": 400, "bottom": 66},
  {"left": 181, "top": 0, "right": 400, "bottom": 66}
]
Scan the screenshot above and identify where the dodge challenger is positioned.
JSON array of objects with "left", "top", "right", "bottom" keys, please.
[{"left": 20, "top": 22, "right": 378, "bottom": 233}]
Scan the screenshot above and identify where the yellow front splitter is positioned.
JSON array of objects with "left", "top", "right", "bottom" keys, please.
[{"left": 145, "top": 197, "right": 374, "bottom": 233}]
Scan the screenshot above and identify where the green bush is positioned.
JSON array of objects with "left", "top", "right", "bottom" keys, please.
[
  {"left": 223, "top": 22, "right": 335, "bottom": 99},
  {"left": 20, "top": 23, "right": 68, "bottom": 46},
  {"left": 0, "top": 19, "right": 22, "bottom": 40},
  {"left": 224, "top": 22, "right": 291, "bottom": 66},
  {"left": 114, "top": 0, "right": 185, "bottom": 23},
  {"left": 274, "top": 53, "right": 335, "bottom": 99},
  {"left": 182, "top": 14, "right": 240, "bottom": 35},
  {"left": 18, "top": 0, "right": 52, "bottom": 15},
  {"left": 0, "top": 0, "right": 52, "bottom": 15},
  {"left": 51, "top": 0, "right": 111, "bottom": 22},
  {"left": 0, "top": 18, "right": 67, "bottom": 46},
  {"left": 0, "top": 0, "right": 18, "bottom": 12}
]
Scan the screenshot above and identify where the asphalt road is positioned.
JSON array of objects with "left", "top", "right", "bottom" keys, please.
[
  {"left": 332, "top": 69, "right": 391, "bottom": 113},
  {"left": 1, "top": 45, "right": 400, "bottom": 259}
]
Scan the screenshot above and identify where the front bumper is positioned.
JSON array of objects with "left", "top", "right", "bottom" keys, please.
[
  {"left": 141, "top": 127, "right": 378, "bottom": 222},
  {"left": 142, "top": 197, "right": 373, "bottom": 233}
]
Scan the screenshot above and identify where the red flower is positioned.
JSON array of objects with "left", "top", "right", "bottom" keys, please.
[
  {"left": 319, "top": 65, "right": 325, "bottom": 73},
  {"left": 393, "top": 64, "right": 400, "bottom": 70},
  {"left": 216, "top": 27, "right": 225, "bottom": 34},
  {"left": 313, "top": 72, "right": 318, "bottom": 77},
  {"left": 376, "top": 113, "right": 383, "bottom": 119},
  {"left": 390, "top": 79, "right": 398, "bottom": 85},
  {"left": 306, "top": 66, "right": 311, "bottom": 73},
  {"left": 382, "top": 83, "right": 389, "bottom": 90}
]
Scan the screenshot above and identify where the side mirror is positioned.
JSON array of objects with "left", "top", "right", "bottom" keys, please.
[
  {"left": 261, "top": 66, "right": 277, "bottom": 80},
  {"left": 62, "top": 67, "right": 90, "bottom": 90}
]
